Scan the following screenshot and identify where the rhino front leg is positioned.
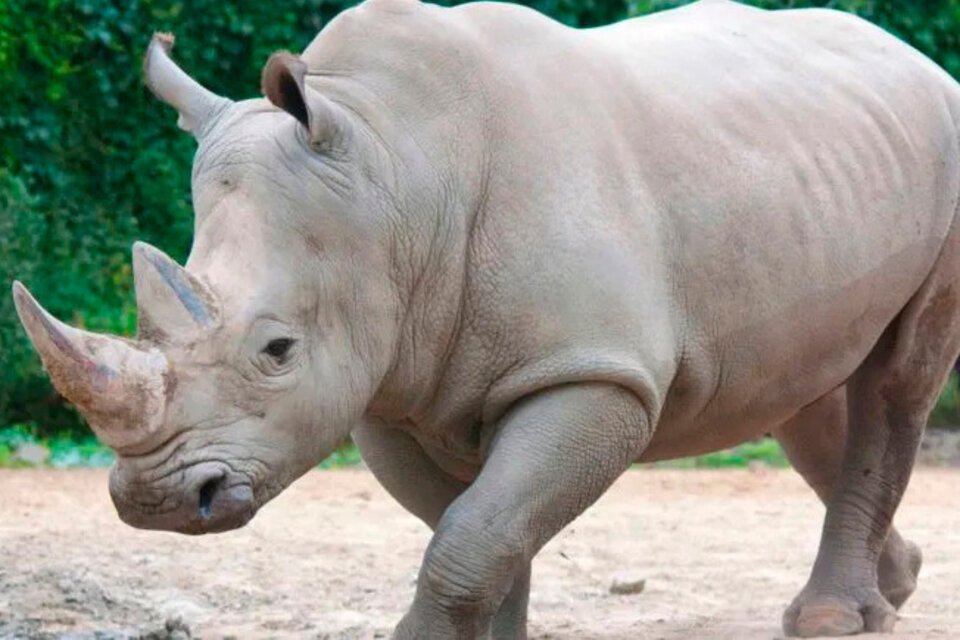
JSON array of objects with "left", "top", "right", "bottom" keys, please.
[
  {"left": 353, "top": 423, "right": 531, "bottom": 639},
  {"left": 783, "top": 274, "right": 960, "bottom": 637},
  {"left": 392, "top": 383, "right": 652, "bottom": 640},
  {"left": 774, "top": 387, "right": 922, "bottom": 610}
]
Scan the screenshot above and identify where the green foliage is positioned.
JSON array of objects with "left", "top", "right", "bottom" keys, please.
[
  {"left": 3, "top": 0, "right": 960, "bottom": 440},
  {"left": 318, "top": 439, "right": 365, "bottom": 469},
  {"left": 930, "top": 372, "right": 960, "bottom": 427},
  {"left": 692, "top": 437, "right": 790, "bottom": 468}
]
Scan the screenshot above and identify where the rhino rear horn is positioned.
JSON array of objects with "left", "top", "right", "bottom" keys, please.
[
  {"left": 144, "top": 33, "right": 231, "bottom": 137},
  {"left": 261, "top": 51, "right": 349, "bottom": 151},
  {"left": 133, "top": 241, "right": 220, "bottom": 342},
  {"left": 11, "top": 282, "right": 169, "bottom": 450}
]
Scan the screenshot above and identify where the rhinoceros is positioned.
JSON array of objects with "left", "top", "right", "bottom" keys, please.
[{"left": 12, "top": 0, "right": 960, "bottom": 637}]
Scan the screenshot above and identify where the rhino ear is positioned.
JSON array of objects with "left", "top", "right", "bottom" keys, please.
[
  {"left": 133, "top": 242, "right": 220, "bottom": 343},
  {"left": 144, "top": 33, "right": 231, "bottom": 138},
  {"left": 261, "top": 51, "right": 348, "bottom": 151}
]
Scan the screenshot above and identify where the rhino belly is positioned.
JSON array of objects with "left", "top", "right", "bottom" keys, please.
[{"left": 640, "top": 227, "right": 950, "bottom": 463}]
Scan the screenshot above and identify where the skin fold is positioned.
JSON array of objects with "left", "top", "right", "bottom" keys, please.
[{"left": 12, "top": 0, "right": 960, "bottom": 637}]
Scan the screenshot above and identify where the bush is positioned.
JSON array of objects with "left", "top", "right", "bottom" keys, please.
[{"left": 3, "top": 0, "right": 960, "bottom": 437}]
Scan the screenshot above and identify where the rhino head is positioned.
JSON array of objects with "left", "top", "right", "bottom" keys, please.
[{"left": 12, "top": 34, "right": 409, "bottom": 534}]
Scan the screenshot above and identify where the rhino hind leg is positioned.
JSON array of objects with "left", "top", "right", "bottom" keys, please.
[
  {"left": 781, "top": 265, "right": 960, "bottom": 638},
  {"left": 773, "top": 387, "right": 922, "bottom": 611}
]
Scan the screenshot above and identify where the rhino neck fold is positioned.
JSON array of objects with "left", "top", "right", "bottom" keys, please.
[{"left": 331, "top": 87, "right": 487, "bottom": 425}]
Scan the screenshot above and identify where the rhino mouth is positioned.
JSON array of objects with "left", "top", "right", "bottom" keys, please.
[{"left": 110, "top": 462, "right": 258, "bottom": 535}]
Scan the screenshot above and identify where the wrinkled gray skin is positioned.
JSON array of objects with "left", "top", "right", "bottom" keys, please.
[{"left": 13, "top": 0, "right": 960, "bottom": 637}]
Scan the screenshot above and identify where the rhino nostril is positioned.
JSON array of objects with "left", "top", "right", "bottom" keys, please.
[{"left": 198, "top": 476, "right": 222, "bottom": 520}]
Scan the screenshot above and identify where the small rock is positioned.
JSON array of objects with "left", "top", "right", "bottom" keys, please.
[
  {"left": 155, "top": 591, "right": 211, "bottom": 625},
  {"left": 136, "top": 617, "right": 193, "bottom": 640},
  {"left": 748, "top": 459, "right": 772, "bottom": 474},
  {"left": 609, "top": 572, "right": 646, "bottom": 595},
  {"left": 14, "top": 443, "right": 49, "bottom": 466}
]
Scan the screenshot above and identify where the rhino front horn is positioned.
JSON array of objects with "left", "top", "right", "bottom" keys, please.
[
  {"left": 11, "top": 282, "right": 169, "bottom": 450},
  {"left": 133, "top": 241, "right": 220, "bottom": 342}
]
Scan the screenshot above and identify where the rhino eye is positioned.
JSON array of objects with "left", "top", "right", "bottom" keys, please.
[{"left": 263, "top": 338, "right": 295, "bottom": 361}]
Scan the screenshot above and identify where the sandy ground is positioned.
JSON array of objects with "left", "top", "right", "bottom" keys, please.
[{"left": 1, "top": 468, "right": 959, "bottom": 640}]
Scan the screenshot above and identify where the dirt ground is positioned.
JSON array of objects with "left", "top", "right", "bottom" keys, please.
[{"left": 1, "top": 468, "right": 959, "bottom": 640}]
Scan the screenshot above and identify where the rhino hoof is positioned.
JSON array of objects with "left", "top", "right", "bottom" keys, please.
[{"left": 782, "top": 591, "right": 896, "bottom": 637}]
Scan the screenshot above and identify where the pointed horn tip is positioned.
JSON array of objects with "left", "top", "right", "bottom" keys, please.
[
  {"left": 132, "top": 241, "right": 172, "bottom": 274},
  {"left": 151, "top": 32, "right": 175, "bottom": 53},
  {"left": 11, "top": 280, "right": 39, "bottom": 320},
  {"left": 9, "top": 282, "right": 67, "bottom": 356},
  {"left": 132, "top": 240, "right": 155, "bottom": 258}
]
